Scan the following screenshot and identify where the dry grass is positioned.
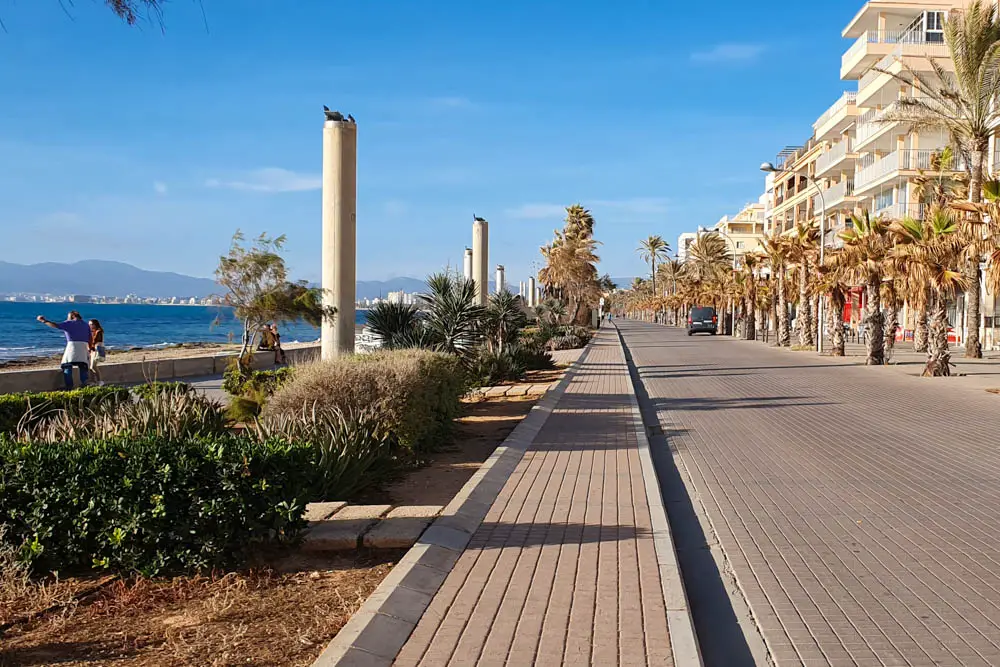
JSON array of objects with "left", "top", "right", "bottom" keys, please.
[{"left": 0, "top": 552, "right": 399, "bottom": 667}]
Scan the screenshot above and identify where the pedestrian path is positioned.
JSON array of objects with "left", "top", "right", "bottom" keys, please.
[{"left": 386, "top": 326, "right": 685, "bottom": 666}]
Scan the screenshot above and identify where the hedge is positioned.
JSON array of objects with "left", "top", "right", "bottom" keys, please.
[
  {"left": 0, "top": 434, "right": 315, "bottom": 575},
  {"left": 0, "top": 386, "right": 130, "bottom": 433},
  {"left": 263, "top": 349, "right": 467, "bottom": 453}
]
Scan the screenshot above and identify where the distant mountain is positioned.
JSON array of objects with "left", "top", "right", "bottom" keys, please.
[
  {"left": 356, "top": 278, "right": 429, "bottom": 301},
  {"left": 0, "top": 260, "right": 219, "bottom": 298},
  {"left": 0, "top": 260, "right": 441, "bottom": 301}
]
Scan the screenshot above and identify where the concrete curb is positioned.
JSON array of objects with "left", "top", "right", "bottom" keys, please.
[
  {"left": 613, "top": 322, "right": 704, "bottom": 667},
  {"left": 312, "top": 340, "right": 595, "bottom": 666}
]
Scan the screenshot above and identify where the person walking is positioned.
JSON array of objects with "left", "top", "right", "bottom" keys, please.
[
  {"left": 37, "top": 310, "right": 91, "bottom": 389},
  {"left": 88, "top": 319, "right": 107, "bottom": 386}
]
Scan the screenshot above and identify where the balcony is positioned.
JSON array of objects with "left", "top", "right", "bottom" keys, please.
[
  {"left": 815, "top": 139, "right": 855, "bottom": 177},
  {"left": 813, "top": 92, "right": 858, "bottom": 141},
  {"left": 842, "top": 29, "right": 948, "bottom": 80},
  {"left": 874, "top": 202, "right": 927, "bottom": 220},
  {"left": 814, "top": 179, "right": 857, "bottom": 211},
  {"left": 854, "top": 149, "right": 963, "bottom": 194},
  {"left": 854, "top": 103, "right": 900, "bottom": 150}
]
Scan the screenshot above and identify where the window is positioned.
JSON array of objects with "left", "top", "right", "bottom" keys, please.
[
  {"left": 736, "top": 241, "right": 745, "bottom": 249},
  {"left": 926, "top": 11, "right": 945, "bottom": 42}
]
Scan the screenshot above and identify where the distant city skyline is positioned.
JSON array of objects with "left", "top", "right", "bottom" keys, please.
[{"left": 1, "top": 1, "right": 856, "bottom": 282}]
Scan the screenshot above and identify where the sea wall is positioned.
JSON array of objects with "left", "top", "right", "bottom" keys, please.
[{"left": 0, "top": 344, "right": 321, "bottom": 395}]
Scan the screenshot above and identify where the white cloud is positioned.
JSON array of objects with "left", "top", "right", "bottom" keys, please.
[
  {"left": 506, "top": 198, "right": 669, "bottom": 220},
  {"left": 205, "top": 167, "right": 321, "bottom": 193},
  {"left": 690, "top": 43, "right": 766, "bottom": 64},
  {"left": 153, "top": 181, "right": 168, "bottom": 195}
]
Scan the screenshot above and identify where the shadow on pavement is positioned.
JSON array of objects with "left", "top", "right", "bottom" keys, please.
[{"left": 619, "top": 331, "right": 761, "bottom": 667}]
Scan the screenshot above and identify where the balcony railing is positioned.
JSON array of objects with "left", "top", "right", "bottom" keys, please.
[
  {"left": 816, "top": 139, "right": 853, "bottom": 175},
  {"left": 874, "top": 202, "right": 928, "bottom": 220},
  {"left": 859, "top": 50, "right": 901, "bottom": 92},
  {"left": 843, "top": 29, "right": 942, "bottom": 71},
  {"left": 856, "top": 149, "right": 964, "bottom": 191},
  {"left": 854, "top": 103, "right": 899, "bottom": 146},
  {"left": 813, "top": 92, "right": 858, "bottom": 132},
  {"left": 814, "top": 179, "right": 855, "bottom": 211}
]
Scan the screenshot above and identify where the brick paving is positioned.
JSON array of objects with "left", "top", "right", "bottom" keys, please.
[
  {"left": 618, "top": 320, "right": 1000, "bottom": 667},
  {"left": 394, "top": 327, "right": 674, "bottom": 667}
]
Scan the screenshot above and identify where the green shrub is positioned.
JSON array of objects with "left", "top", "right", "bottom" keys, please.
[
  {"left": 223, "top": 365, "right": 295, "bottom": 398},
  {"left": 254, "top": 405, "right": 397, "bottom": 500},
  {"left": 0, "top": 386, "right": 130, "bottom": 434},
  {"left": 515, "top": 345, "right": 556, "bottom": 371},
  {"left": 264, "top": 349, "right": 466, "bottom": 453},
  {"left": 468, "top": 347, "right": 528, "bottom": 386},
  {"left": 130, "top": 381, "right": 191, "bottom": 401},
  {"left": 0, "top": 434, "right": 315, "bottom": 575},
  {"left": 16, "top": 385, "right": 227, "bottom": 442}
]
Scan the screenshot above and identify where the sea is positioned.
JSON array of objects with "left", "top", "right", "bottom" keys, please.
[{"left": 0, "top": 302, "right": 368, "bottom": 363}]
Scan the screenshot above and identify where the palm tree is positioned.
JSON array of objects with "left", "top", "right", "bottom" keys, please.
[
  {"left": 419, "top": 273, "right": 485, "bottom": 357},
  {"left": 815, "top": 254, "right": 852, "bottom": 357},
  {"left": 657, "top": 258, "right": 685, "bottom": 325},
  {"left": 836, "top": 211, "right": 894, "bottom": 365},
  {"left": 788, "top": 222, "right": 819, "bottom": 348},
  {"left": 365, "top": 301, "right": 421, "bottom": 349},
  {"left": 762, "top": 234, "right": 793, "bottom": 347},
  {"left": 637, "top": 235, "right": 671, "bottom": 299},
  {"left": 891, "top": 210, "right": 968, "bottom": 376},
  {"left": 877, "top": 0, "right": 1000, "bottom": 358},
  {"left": 483, "top": 291, "right": 528, "bottom": 355},
  {"left": 738, "top": 254, "right": 762, "bottom": 341},
  {"left": 539, "top": 205, "right": 603, "bottom": 325},
  {"left": 686, "top": 232, "right": 732, "bottom": 283}
]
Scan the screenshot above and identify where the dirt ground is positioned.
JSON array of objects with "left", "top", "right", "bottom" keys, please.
[{"left": 0, "top": 552, "right": 401, "bottom": 667}]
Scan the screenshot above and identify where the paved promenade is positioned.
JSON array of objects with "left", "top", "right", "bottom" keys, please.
[
  {"left": 618, "top": 320, "right": 1000, "bottom": 667},
  {"left": 392, "top": 327, "right": 682, "bottom": 666}
]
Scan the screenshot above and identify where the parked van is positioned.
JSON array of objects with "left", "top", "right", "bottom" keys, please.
[{"left": 688, "top": 306, "right": 718, "bottom": 336}]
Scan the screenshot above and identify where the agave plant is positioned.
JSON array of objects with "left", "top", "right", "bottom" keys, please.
[
  {"left": 482, "top": 291, "right": 528, "bottom": 355},
  {"left": 253, "top": 404, "right": 396, "bottom": 499},
  {"left": 365, "top": 301, "right": 422, "bottom": 350}
]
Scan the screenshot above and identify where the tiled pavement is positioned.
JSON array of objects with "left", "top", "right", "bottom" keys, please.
[
  {"left": 393, "top": 327, "right": 675, "bottom": 666},
  {"left": 618, "top": 320, "right": 1000, "bottom": 667}
]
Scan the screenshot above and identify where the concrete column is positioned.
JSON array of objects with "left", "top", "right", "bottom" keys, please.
[
  {"left": 463, "top": 248, "right": 473, "bottom": 282},
  {"left": 519, "top": 281, "right": 525, "bottom": 298},
  {"left": 496, "top": 265, "right": 505, "bottom": 294},
  {"left": 321, "top": 115, "right": 358, "bottom": 360},
  {"left": 528, "top": 277, "right": 537, "bottom": 307},
  {"left": 472, "top": 217, "right": 489, "bottom": 305}
]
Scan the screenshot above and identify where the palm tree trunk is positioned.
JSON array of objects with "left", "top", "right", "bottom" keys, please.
[
  {"left": 830, "top": 289, "right": 846, "bottom": 357},
  {"left": 913, "top": 299, "right": 929, "bottom": 353},
  {"left": 797, "top": 263, "right": 814, "bottom": 347},
  {"left": 924, "top": 291, "right": 952, "bottom": 376},
  {"left": 884, "top": 301, "right": 900, "bottom": 362},
  {"left": 865, "top": 281, "right": 885, "bottom": 365},
  {"left": 651, "top": 259, "right": 657, "bottom": 298},
  {"left": 744, "top": 288, "right": 756, "bottom": 341},
  {"left": 777, "top": 272, "right": 791, "bottom": 347},
  {"left": 966, "top": 145, "right": 985, "bottom": 358}
]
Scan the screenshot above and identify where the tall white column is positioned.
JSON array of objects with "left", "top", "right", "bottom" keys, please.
[
  {"left": 528, "top": 277, "right": 537, "bottom": 307},
  {"left": 472, "top": 217, "right": 489, "bottom": 306},
  {"left": 496, "top": 265, "right": 505, "bottom": 294},
  {"left": 321, "top": 114, "right": 357, "bottom": 360},
  {"left": 519, "top": 281, "right": 525, "bottom": 298},
  {"left": 463, "top": 248, "right": 473, "bottom": 282}
]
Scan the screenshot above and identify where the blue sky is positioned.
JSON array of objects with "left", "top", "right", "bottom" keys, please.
[{"left": 2, "top": 1, "right": 855, "bottom": 286}]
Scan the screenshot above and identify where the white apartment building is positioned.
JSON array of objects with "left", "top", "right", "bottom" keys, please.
[{"left": 677, "top": 232, "right": 698, "bottom": 262}]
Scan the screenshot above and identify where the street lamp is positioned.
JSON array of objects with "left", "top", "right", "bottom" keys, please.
[
  {"left": 698, "top": 225, "right": 739, "bottom": 336},
  {"left": 760, "top": 161, "right": 827, "bottom": 355}
]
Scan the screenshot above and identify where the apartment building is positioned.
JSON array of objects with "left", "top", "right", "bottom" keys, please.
[
  {"left": 768, "top": 141, "right": 825, "bottom": 238},
  {"left": 712, "top": 202, "right": 767, "bottom": 259},
  {"left": 676, "top": 232, "right": 697, "bottom": 262}
]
